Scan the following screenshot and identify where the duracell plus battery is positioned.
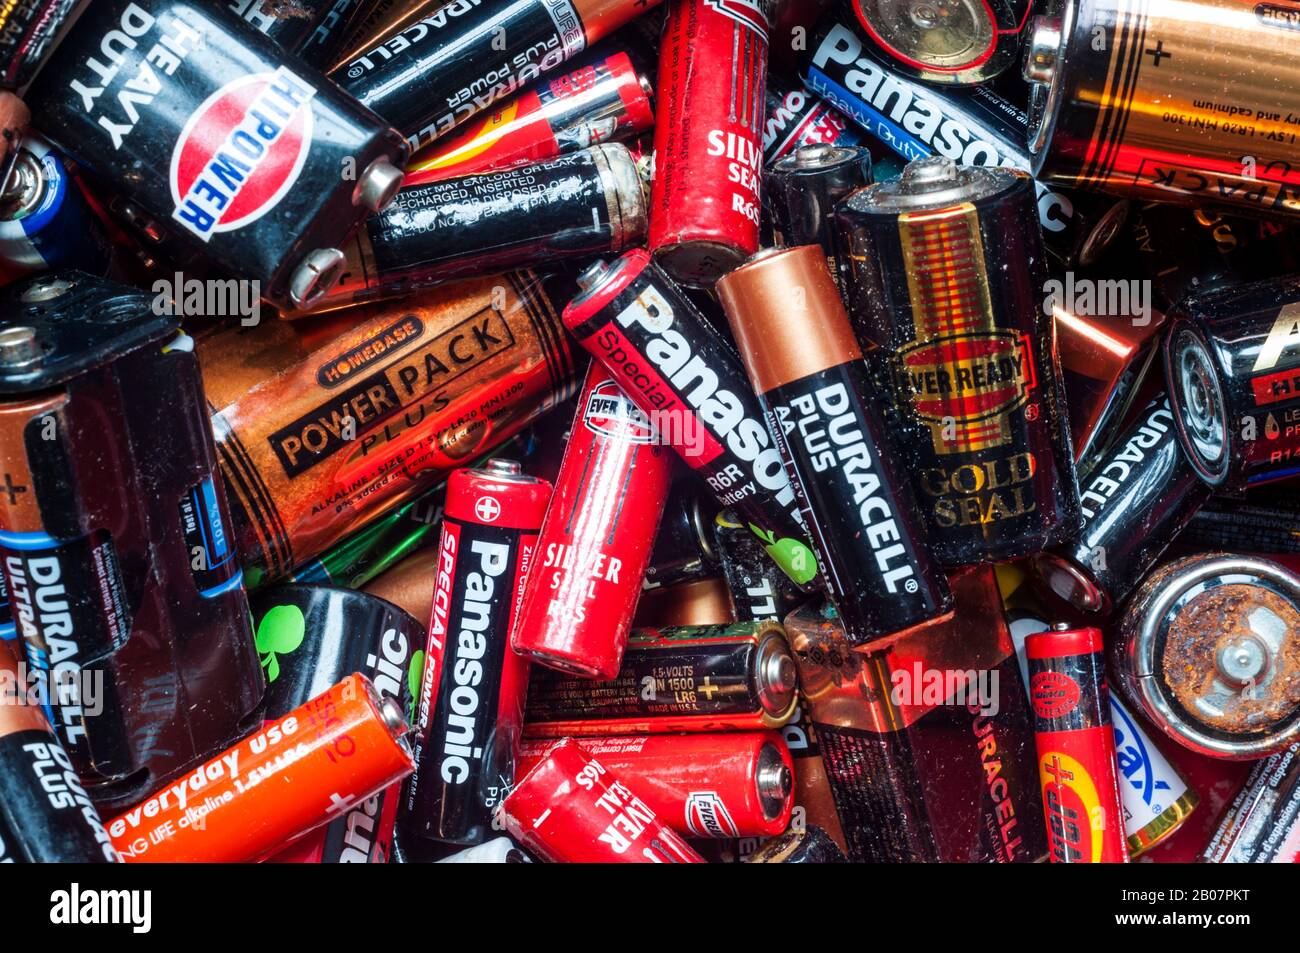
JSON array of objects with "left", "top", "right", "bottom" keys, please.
[
  {"left": 200, "top": 271, "right": 578, "bottom": 586},
  {"left": 717, "top": 245, "right": 952, "bottom": 645},
  {"left": 833, "top": 157, "right": 1082, "bottom": 565},
  {"left": 292, "top": 144, "right": 647, "bottom": 316},
  {"left": 0, "top": 641, "right": 117, "bottom": 863},
  {"left": 1024, "top": 0, "right": 1300, "bottom": 218},
  {"left": 766, "top": 144, "right": 873, "bottom": 269},
  {"left": 332, "top": 0, "right": 658, "bottom": 152},
  {"left": 1164, "top": 275, "right": 1300, "bottom": 492}
]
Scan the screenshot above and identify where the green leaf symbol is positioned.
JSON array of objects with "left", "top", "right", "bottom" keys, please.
[
  {"left": 407, "top": 649, "right": 426, "bottom": 721},
  {"left": 255, "top": 604, "right": 305, "bottom": 684}
]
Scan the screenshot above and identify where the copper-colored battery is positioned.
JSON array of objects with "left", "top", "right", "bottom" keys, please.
[
  {"left": 633, "top": 577, "right": 737, "bottom": 628},
  {"left": 362, "top": 546, "right": 439, "bottom": 625},
  {"left": 200, "top": 272, "right": 577, "bottom": 585}
]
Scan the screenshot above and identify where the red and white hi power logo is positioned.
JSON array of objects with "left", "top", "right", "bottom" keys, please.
[
  {"left": 704, "top": 0, "right": 771, "bottom": 34},
  {"left": 583, "top": 379, "right": 657, "bottom": 444},
  {"left": 171, "top": 66, "right": 316, "bottom": 242}
]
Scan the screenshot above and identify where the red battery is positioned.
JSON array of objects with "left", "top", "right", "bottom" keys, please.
[
  {"left": 512, "top": 366, "right": 674, "bottom": 678},
  {"left": 500, "top": 738, "right": 704, "bottom": 862},
  {"left": 1026, "top": 625, "right": 1129, "bottom": 864},
  {"left": 649, "top": 0, "right": 775, "bottom": 286},
  {"left": 405, "top": 53, "right": 654, "bottom": 186},
  {"left": 518, "top": 731, "right": 793, "bottom": 838},
  {"left": 107, "top": 674, "right": 414, "bottom": 863}
]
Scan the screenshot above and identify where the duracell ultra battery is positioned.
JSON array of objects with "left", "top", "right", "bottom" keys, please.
[
  {"left": 718, "top": 245, "right": 951, "bottom": 645},
  {"left": 200, "top": 271, "right": 578, "bottom": 586}
]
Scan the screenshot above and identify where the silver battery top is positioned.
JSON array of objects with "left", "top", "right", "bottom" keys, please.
[{"left": 842, "top": 155, "right": 1015, "bottom": 214}]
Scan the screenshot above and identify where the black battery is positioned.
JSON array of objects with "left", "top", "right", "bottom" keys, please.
[
  {"left": 1164, "top": 275, "right": 1300, "bottom": 492},
  {"left": 0, "top": 642, "right": 117, "bottom": 863},
  {"left": 745, "top": 824, "right": 847, "bottom": 863},
  {"left": 224, "top": 0, "right": 362, "bottom": 67},
  {"left": 766, "top": 143, "right": 872, "bottom": 265},
  {"left": 1203, "top": 743, "right": 1300, "bottom": 863},
  {"left": 1031, "top": 396, "right": 1211, "bottom": 615},
  {"left": 26, "top": 0, "right": 407, "bottom": 309},
  {"left": 643, "top": 479, "right": 721, "bottom": 592},
  {"left": 0, "top": 0, "right": 88, "bottom": 90},
  {"left": 301, "top": 143, "right": 646, "bottom": 313},
  {"left": 713, "top": 511, "right": 806, "bottom": 623},
  {"left": 0, "top": 271, "right": 264, "bottom": 809},
  {"left": 524, "top": 621, "right": 800, "bottom": 736},
  {"left": 833, "top": 158, "right": 1081, "bottom": 565},
  {"left": 1181, "top": 494, "right": 1300, "bottom": 556}
]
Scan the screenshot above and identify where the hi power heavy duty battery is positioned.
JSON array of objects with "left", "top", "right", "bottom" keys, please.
[
  {"left": 833, "top": 157, "right": 1081, "bottom": 564},
  {"left": 333, "top": 0, "right": 658, "bottom": 152},
  {"left": 1164, "top": 275, "right": 1300, "bottom": 491},
  {"left": 25, "top": 0, "right": 408, "bottom": 309},
  {"left": 1024, "top": 0, "right": 1300, "bottom": 218},
  {"left": 0, "top": 272, "right": 265, "bottom": 810}
]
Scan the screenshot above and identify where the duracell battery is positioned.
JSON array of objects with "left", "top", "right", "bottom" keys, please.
[
  {"left": 199, "top": 271, "right": 578, "bottom": 586},
  {"left": 525, "top": 621, "right": 799, "bottom": 737},
  {"left": 717, "top": 245, "right": 951, "bottom": 645}
]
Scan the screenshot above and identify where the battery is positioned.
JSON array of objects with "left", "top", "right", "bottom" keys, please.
[
  {"left": 1164, "top": 275, "right": 1300, "bottom": 491},
  {"left": 634, "top": 577, "right": 737, "bottom": 628},
  {"left": 1182, "top": 495, "right": 1300, "bottom": 555},
  {"left": 564, "top": 249, "right": 819, "bottom": 587},
  {"left": 648, "top": 0, "right": 774, "bottom": 286},
  {"left": 404, "top": 460, "right": 550, "bottom": 846},
  {"left": 1113, "top": 553, "right": 1300, "bottom": 760},
  {"left": 1026, "top": 624, "right": 1129, "bottom": 863},
  {"left": 1202, "top": 743, "right": 1300, "bottom": 863},
  {"left": 784, "top": 567, "right": 1045, "bottom": 862},
  {"left": 108, "top": 673, "right": 414, "bottom": 862},
  {"left": 766, "top": 145, "right": 873, "bottom": 268},
  {"left": 513, "top": 367, "right": 673, "bottom": 679},
  {"left": 1031, "top": 396, "right": 1211, "bottom": 615},
  {"left": 0, "top": 134, "right": 110, "bottom": 276},
  {"left": 332, "top": 0, "right": 655, "bottom": 152},
  {"left": 718, "top": 245, "right": 952, "bottom": 644},
  {"left": 434, "top": 837, "right": 533, "bottom": 864},
  {"left": 525, "top": 621, "right": 799, "bottom": 737},
  {"left": 293, "top": 143, "right": 647, "bottom": 316},
  {"left": 0, "top": 272, "right": 264, "bottom": 809},
  {"left": 518, "top": 731, "right": 794, "bottom": 838},
  {"left": 26, "top": 0, "right": 408, "bottom": 309},
  {"left": 1024, "top": 0, "right": 1300, "bottom": 218},
  {"left": 0, "top": 641, "right": 117, "bottom": 863},
  {"left": 642, "top": 480, "right": 721, "bottom": 592},
  {"left": 405, "top": 53, "right": 654, "bottom": 185},
  {"left": 833, "top": 157, "right": 1081, "bottom": 565},
  {"left": 745, "top": 825, "right": 847, "bottom": 862},
  {"left": 500, "top": 737, "right": 704, "bottom": 862},
  {"left": 250, "top": 585, "right": 423, "bottom": 862},
  {"left": 712, "top": 511, "right": 805, "bottom": 624},
  {"left": 199, "top": 271, "right": 578, "bottom": 586},
  {"left": 225, "top": 0, "right": 360, "bottom": 66},
  {"left": 0, "top": 0, "right": 87, "bottom": 90},
  {"left": 762, "top": 74, "right": 864, "bottom": 166}
]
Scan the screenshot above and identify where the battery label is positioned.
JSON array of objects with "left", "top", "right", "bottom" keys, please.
[{"left": 177, "top": 477, "right": 242, "bottom": 598}]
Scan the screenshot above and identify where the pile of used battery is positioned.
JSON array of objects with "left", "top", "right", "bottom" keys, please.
[{"left": 1, "top": 0, "right": 1299, "bottom": 865}]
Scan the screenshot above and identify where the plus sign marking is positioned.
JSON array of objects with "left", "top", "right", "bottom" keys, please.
[
  {"left": 1144, "top": 40, "right": 1172, "bottom": 67},
  {"left": 475, "top": 495, "right": 502, "bottom": 523}
]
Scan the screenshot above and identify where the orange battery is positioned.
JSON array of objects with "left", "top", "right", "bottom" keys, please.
[{"left": 108, "top": 674, "right": 413, "bottom": 863}]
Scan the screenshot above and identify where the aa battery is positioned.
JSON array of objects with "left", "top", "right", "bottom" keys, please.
[
  {"left": 0, "top": 641, "right": 117, "bottom": 863},
  {"left": 0, "top": 272, "right": 264, "bottom": 809},
  {"left": 1026, "top": 625, "right": 1128, "bottom": 863},
  {"left": 333, "top": 0, "right": 653, "bottom": 152},
  {"left": 224, "top": 0, "right": 360, "bottom": 66},
  {"left": 0, "top": 0, "right": 87, "bottom": 90},
  {"left": 500, "top": 738, "right": 704, "bottom": 862},
  {"left": 0, "top": 134, "right": 110, "bottom": 276},
  {"left": 525, "top": 621, "right": 800, "bottom": 737},
  {"left": 643, "top": 481, "right": 721, "bottom": 591},
  {"left": 766, "top": 145, "right": 873, "bottom": 265},
  {"left": 1031, "top": 396, "right": 1211, "bottom": 615},
  {"left": 1164, "top": 275, "right": 1300, "bottom": 491},
  {"left": 762, "top": 75, "right": 864, "bottom": 166},
  {"left": 251, "top": 585, "right": 424, "bottom": 863},
  {"left": 1024, "top": 0, "right": 1300, "bottom": 218},
  {"left": 1202, "top": 743, "right": 1300, "bottom": 863},
  {"left": 26, "top": 0, "right": 408, "bottom": 309},
  {"left": 299, "top": 144, "right": 646, "bottom": 315},
  {"left": 833, "top": 158, "right": 1081, "bottom": 564},
  {"left": 648, "top": 0, "right": 775, "bottom": 286},
  {"left": 518, "top": 731, "right": 795, "bottom": 838},
  {"left": 108, "top": 673, "right": 414, "bottom": 862},
  {"left": 405, "top": 53, "right": 654, "bottom": 184},
  {"left": 404, "top": 460, "right": 550, "bottom": 846},
  {"left": 785, "top": 566, "right": 1044, "bottom": 863},
  {"left": 713, "top": 511, "right": 805, "bottom": 624},
  {"left": 200, "top": 271, "right": 577, "bottom": 585},
  {"left": 563, "top": 249, "right": 819, "bottom": 587},
  {"left": 513, "top": 367, "right": 673, "bottom": 679},
  {"left": 746, "top": 825, "right": 847, "bottom": 863},
  {"left": 718, "top": 245, "right": 952, "bottom": 644},
  {"left": 1113, "top": 553, "right": 1300, "bottom": 760},
  {"left": 1007, "top": 614, "right": 1197, "bottom": 858}
]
